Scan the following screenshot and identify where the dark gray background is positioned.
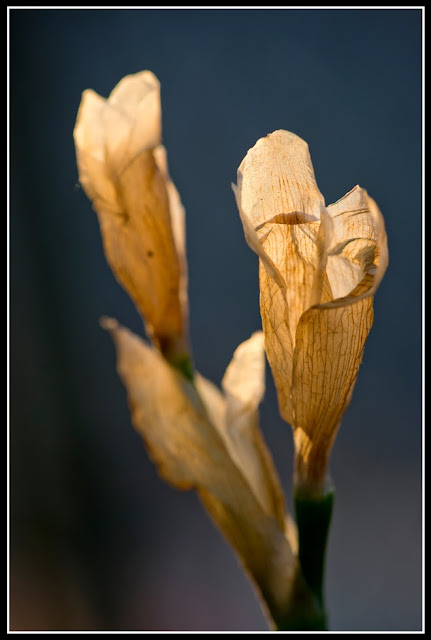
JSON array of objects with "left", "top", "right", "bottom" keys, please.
[{"left": 10, "top": 8, "right": 422, "bottom": 631}]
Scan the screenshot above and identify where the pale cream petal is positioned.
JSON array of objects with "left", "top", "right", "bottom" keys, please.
[
  {"left": 232, "top": 183, "right": 286, "bottom": 290},
  {"left": 195, "top": 335, "right": 286, "bottom": 530},
  {"left": 291, "top": 189, "right": 387, "bottom": 491},
  {"left": 103, "top": 318, "right": 229, "bottom": 490},
  {"left": 222, "top": 332, "right": 266, "bottom": 409},
  {"left": 235, "top": 131, "right": 329, "bottom": 427},
  {"left": 291, "top": 296, "right": 374, "bottom": 492},
  {"left": 73, "top": 89, "right": 106, "bottom": 162},
  {"left": 73, "top": 89, "right": 118, "bottom": 210},
  {"left": 363, "top": 194, "right": 389, "bottom": 295},
  {"left": 324, "top": 186, "right": 389, "bottom": 304},
  {"left": 236, "top": 131, "right": 330, "bottom": 422},
  {"left": 108, "top": 70, "right": 160, "bottom": 134},
  {"left": 194, "top": 372, "right": 227, "bottom": 437},
  {"left": 105, "top": 70, "right": 161, "bottom": 174},
  {"left": 236, "top": 131, "right": 325, "bottom": 340},
  {"left": 221, "top": 332, "right": 286, "bottom": 530},
  {"left": 74, "top": 74, "right": 187, "bottom": 357},
  {"left": 103, "top": 319, "right": 309, "bottom": 627},
  {"left": 234, "top": 177, "right": 293, "bottom": 423},
  {"left": 309, "top": 204, "right": 334, "bottom": 307},
  {"left": 237, "top": 130, "right": 324, "bottom": 229},
  {"left": 235, "top": 131, "right": 389, "bottom": 499}
]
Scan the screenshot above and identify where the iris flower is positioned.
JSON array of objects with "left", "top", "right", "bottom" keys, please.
[
  {"left": 234, "top": 130, "right": 388, "bottom": 495},
  {"left": 73, "top": 73, "right": 388, "bottom": 630},
  {"left": 74, "top": 71, "right": 189, "bottom": 369},
  {"left": 74, "top": 73, "right": 316, "bottom": 628}
]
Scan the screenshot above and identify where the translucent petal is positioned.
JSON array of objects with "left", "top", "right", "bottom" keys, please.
[
  {"left": 103, "top": 319, "right": 305, "bottom": 626},
  {"left": 73, "top": 89, "right": 118, "bottom": 210},
  {"left": 105, "top": 70, "right": 161, "bottom": 173},
  {"left": 292, "top": 297, "right": 374, "bottom": 491},
  {"left": 324, "top": 186, "right": 389, "bottom": 305},
  {"left": 73, "top": 72, "right": 187, "bottom": 356},
  {"left": 235, "top": 130, "right": 326, "bottom": 424},
  {"left": 222, "top": 332, "right": 286, "bottom": 529}
]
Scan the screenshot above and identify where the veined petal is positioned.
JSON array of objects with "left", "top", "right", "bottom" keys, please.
[
  {"left": 236, "top": 130, "right": 325, "bottom": 339},
  {"left": 74, "top": 72, "right": 188, "bottom": 359},
  {"left": 290, "top": 189, "right": 388, "bottom": 491},
  {"left": 235, "top": 130, "right": 326, "bottom": 425},
  {"left": 104, "top": 70, "right": 161, "bottom": 174},
  {"left": 96, "top": 147, "right": 183, "bottom": 350},
  {"left": 232, "top": 183, "right": 286, "bottom": 291},
  {"left": 259, "top": 264, "right": 295, "bottom": 424},
  {"left": 323, "top": 186, "right": 389, "bottom": 306},
  {"left": 237, "top": 130, "right": 323, "bottom": 229},
  {"left": 221, "top": 332, "right": 286, "bottom": 530},
  {"left": 235, "top": 129, "right": 389, "bottom": 502},
  {"left": 291, "top": 297, "right": 374, "bottom": 493},
  {"left": 102, "top": 318, "right": 308, "bottom": 627}
]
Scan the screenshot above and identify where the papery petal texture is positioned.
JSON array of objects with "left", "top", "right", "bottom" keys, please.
[
  {"left": 221, "top": 332, "right": 286, "bottom": 529},
  {"left": 292, "top": 297, "right": 374, "bottom": 487},
  {"left": 236, "top": 130, "right": 325, "bottom": 338},
  {"left": 235, "top": 130, "right": 388, "bottom": 491},
  {"left": 101, "top": 318, "right": 317, "bottom": 627},
  {"left": 74, "top": 72, "right": 188, "bottom": 357}
]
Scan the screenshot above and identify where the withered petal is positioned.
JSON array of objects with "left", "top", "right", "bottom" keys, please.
[
  {"left": 291, "top": 296, "right": 374, "bottom": 491},
  {"left": 235, "top": 130, "right": 326, "bottom": 425},
  {"left": 322, "top": 186, "right": 389, "bottom": 306},
  {"left": 104, "top": 70, "right": 161, "bottom": 175},
  {"left": 236, "top": 130, "right": 324, "bottom": 340},
  {"left": 154, "top": 145, "right": 189, "bottom": 330},
  {"left": 235, "top": 130, "right": 389, "bottom": 495},
  {"left": 221, "top": 332, "right": 286, "bottom": 529},
  {"left": 102, "top": 318, "right": 301, "bottom": 625},
  {"left": 73, "top": 89, "right": 118, "bottom": 210},
  {"left": 74, "top": 72, "right": 187, "bottom": 355}
]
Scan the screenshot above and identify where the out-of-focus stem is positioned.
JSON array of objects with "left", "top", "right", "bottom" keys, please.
[
  {"left": 269, "top": 566, "right": 328, "bottom": 631},
  {"left": 157, "top": 334, "right": 195, "bottom": 382}
]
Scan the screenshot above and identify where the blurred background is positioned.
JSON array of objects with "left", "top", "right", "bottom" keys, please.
[{"left": 10, "top": 8, "right": 422, "bottom": 632}]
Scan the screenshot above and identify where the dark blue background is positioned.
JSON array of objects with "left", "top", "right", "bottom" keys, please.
[{"left": 10, "top": 8, "right": 422, "bottom": 631}]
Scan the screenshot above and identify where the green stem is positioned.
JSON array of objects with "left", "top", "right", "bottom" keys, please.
[
  {"left": 269, "top": 564, "right": 328, "bottom": 631},
  {"left": 170, "top": 351, "right": 195, "bottom": 382},
  {"left": 274, "top": 604, "right": 327, "bottom": 631},
  {"left": 293, "top": 486, "right": 335, "bottom": 629}
]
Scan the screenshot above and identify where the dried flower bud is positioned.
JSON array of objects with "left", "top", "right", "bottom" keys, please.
[
  {"left": 73, "top": 71, "right": 189, "bottom": 366},
  {"left": 234, "top": 130, "right": 388, "bottom": 495},
  {"left": 101, "top": 318, "right": 319, "bottom": 627}
]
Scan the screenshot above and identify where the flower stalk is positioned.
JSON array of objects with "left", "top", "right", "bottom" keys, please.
[
  {"left": 74, "top": 71, "right": 388, "bottom": 632},
  {"left": 294, "top": 486, "right": 335, "bottom": 624}
]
